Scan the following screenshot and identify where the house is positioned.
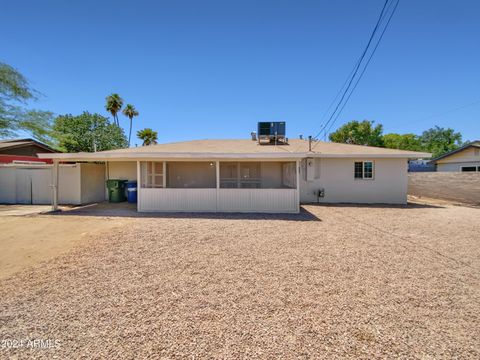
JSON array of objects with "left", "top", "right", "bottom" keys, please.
[
  {"left": 38, "top": 136, "right": 430, "bottom": 213},
  {"left": 429, "top": 141, "right": 480, "bottom": 172},
  {"left": 0, "top": 138, "right": 58, "bottom": 164},
  {"left": 408, "top": 159, "right": 436, "bottom": 172}
]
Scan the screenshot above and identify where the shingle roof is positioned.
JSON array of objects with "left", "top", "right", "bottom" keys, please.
[
  {"left": 429, "top": 141, "right": 480, "bottom": 163},
  {"left": 0, "top": 138, "right": 57, "bottom": 152},
  {"left": 38, "top": 139, "right": 431, "bottom": 160}
]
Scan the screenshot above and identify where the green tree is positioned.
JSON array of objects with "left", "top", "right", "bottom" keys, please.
[
  {"left": 382, "top": 133, "right": 423, "bottom": 151},
  {"left": 419, "top": 126, "right": 463, "bottom": 158},
  {"left": 137, "top": 128, "right": 158, "bottom": 146},
  {"left": 52, "top": 112, "right": 128, "bottom": 152},
  {"left": 0, "top": 62, "right": 53, "bottom": 143},
  {"left": 105, "top": 93, "right": 123, "bottom": 126},
  {"left": 122, "top": 104, "right": 139, "bottom": 146},
  {"left": 329, "top": 120, "right": 384, "bottom": 146}
]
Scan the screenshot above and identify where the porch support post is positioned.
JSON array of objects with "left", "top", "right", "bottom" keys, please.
[
  {"left": 105, "top": 161, "right": 109, "bottom": 201},
  {"left": 215, "top": 160, "right": 220, "bottom": 212},
  {"left": 162, "top": 161, "right": 166, "bottom": 188},
  {"left": 52, "top": 160, "right": 59, "bottom": 211},
  {"left": 136, "top": 161, "right": 141, "bottom": 211},
  {"left": 296, "top": 159, "right": 300, "bottom": 213}
]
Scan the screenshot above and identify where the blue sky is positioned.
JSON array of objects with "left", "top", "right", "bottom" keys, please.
[{"left": 2, "top": 0, "right": 479, "bottom": 145}]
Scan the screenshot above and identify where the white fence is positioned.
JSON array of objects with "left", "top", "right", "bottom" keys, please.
[
  {"left": 0, "top": 163, "right": 105, "bottom": 205},
  {"left": 138, "top": 188, "right": 298, "bottom": 213}
]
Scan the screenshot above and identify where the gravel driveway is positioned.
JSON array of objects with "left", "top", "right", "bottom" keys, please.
[{"left": 1, "top": 203, "right": 479, "bottom": 358}]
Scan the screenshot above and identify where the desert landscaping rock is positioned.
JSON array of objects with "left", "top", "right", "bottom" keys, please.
[{"left": 0, "top": 203, "right": 479, "bottom": 358}]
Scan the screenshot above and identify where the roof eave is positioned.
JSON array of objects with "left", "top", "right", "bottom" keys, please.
[
  {"left": 430, "top": 143, "right": 480, "bottom": 163},
  {"left": 38, "top": 151, "right": 431, "bottom": 161}
]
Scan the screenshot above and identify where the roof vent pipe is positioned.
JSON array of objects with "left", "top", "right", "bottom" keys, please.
[{"left": 308, "top": 135, "right": 312, "bottom": 152}]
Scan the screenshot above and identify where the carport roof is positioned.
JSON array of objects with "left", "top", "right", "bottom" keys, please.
[{"left": 38, "top": 139, "right": 431, "bottom": 160}]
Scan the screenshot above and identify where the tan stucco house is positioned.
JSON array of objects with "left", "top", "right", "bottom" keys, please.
[
  {"left": 430, "top": 141, "right": 480, "bottom": 172},
  {"left": 39, "top": 139, "right": 430, "bottom": 213}
]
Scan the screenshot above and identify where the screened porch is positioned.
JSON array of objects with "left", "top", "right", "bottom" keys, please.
[{"left": 137, "top": 160, "right": 299, "bottom": 213}]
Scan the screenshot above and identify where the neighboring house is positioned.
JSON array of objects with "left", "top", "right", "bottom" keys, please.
[
  {"left": 408, "top": 159, "right": 436, "bottom": 172},
  {"left": 429, "top": 141, "right": 480, "bottom": 172},
  {"left": 38, "top": 136, "right": 430, "bottom": 213},
  {"left": 0, "top": 138, "right": 58, "bottom": 164}
]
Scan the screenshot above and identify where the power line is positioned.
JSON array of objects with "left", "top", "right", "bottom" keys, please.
[
  {"left": 311, "top": 0, "right": 400, "bottom": 149},
  {"left": 317, "top": 0, "right": 397, "bottom": 141},
  {"left": 312, "top": 0, "right": 390, "bottom": 142},
  {"left": 322, "top": 0, "right": 400, "bottom": 138}
]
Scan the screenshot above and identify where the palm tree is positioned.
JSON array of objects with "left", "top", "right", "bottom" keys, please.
[
  {"left": 122, "top": 104, "right": 139, "bottom": 146},
  {"left": 105, "top": 93, "right": 123, "bottom": 126},
  {"left": 137, "top": 128, "right": 158, "bottom": 146}
]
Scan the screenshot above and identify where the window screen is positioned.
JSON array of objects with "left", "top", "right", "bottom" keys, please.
[
  {"left": 166, "top": 162, "right": 216, "bottom": 188},
  {"left": 220, "top": 162, "right": 296, "bottom": 189}
]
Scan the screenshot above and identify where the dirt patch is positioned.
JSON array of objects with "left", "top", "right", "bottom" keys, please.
[
  {"left": 0, "top": 215, "right": 129, "bottom": 279},
  {"left": 0, "top": 204, "right": 479, "bottom": 358},
  {"left": 409, "top": 194, "right": 480, "bottom": 208}
]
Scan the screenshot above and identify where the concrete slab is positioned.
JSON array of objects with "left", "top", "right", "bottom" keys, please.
[{"left": 0, "top": 205, "right": 53, "bottom": 216}]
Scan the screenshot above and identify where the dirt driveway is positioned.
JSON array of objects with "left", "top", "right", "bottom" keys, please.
[
  {"left": 0, "top": 212, "right": 128, "bottom": 279},
  {"left": 0, "top": 203, "right": 479, "bottom": 358}
]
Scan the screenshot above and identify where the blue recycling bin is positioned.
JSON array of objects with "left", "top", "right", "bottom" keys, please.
[{"left": 126, "top": 181, "right": 137, "bottom": 203}]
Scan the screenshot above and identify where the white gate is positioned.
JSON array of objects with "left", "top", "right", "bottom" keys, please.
[{"left": 15, "top": 169, "right": 33, "bottom": 204}]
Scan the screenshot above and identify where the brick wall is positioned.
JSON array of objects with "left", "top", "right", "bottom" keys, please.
[{"left": 408, "top": 172, "right": 480, "bottom": 204}]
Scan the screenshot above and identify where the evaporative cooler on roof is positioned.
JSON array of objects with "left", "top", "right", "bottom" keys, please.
[{"left": 257, "top": 122, "right": 286, "bottom": 144}]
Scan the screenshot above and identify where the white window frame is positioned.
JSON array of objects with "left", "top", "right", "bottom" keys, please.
[{"left": 354, "top": 161, "right": 375, "bottom": 180}]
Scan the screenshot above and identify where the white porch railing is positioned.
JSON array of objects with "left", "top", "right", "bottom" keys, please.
[
  {"left": 138, "top": 188, "right": 298, "bottom": 213},
  {"left": 139, "top": 188, "right": 217, "bottom": 212},
  {"left": 217, "top": 189, "right": 297, "bottom": 213}
]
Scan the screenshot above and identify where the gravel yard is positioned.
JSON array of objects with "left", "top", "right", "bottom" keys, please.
[{"left": 0, "top": 203, "right": 479, "bottom": 358}]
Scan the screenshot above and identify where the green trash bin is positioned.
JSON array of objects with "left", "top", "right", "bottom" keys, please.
[{"left": 106, "top": 179, "right": 127, "bottom": 202}]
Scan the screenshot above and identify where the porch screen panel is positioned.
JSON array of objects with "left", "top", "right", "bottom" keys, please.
[
  {"left": 166, "top": 162, "right": 216, "bottom": 188},
  {"left": 140, "top": 161, "right": 164, "bottom": 188},
  {"left": 219, "top": 162, "right": 238, "bottom": 188},
  {"left": 239, "top": 162, "right": 261, "bottom": 188},
  {"left": 282, "top": 162, "right": 296, "bottom": 189},
  {"left": 219, "top": 162, "right": 296, "bottom": 189}
]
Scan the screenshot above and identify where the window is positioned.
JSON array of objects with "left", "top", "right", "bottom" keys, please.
[
  {"left": 354, "top": 162, "right": 363, "bottom": 179},
  {"left": 461, "top": 166, "right": 478, "bottom": 172},
  {"left": 354, "top": 161, "right": 374, "bottom": 179},
  {"left": 141, "top": 161, "right": 164, "bottom": 188},
  {"left": 474, "top": 148, "right": 480, "bottom": 156}
]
